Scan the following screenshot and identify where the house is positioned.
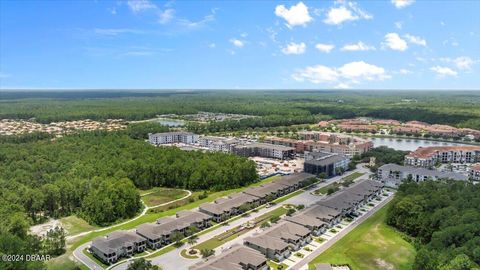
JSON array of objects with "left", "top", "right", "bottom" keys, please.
[
  {"left": 136, "top": 210, "right": 211, "bottom": 249},
  {"left": 199, "top": 193, "right": 259, "bottom": 222},
  {"left": 304, "top": 151, "right": 350, "bottom": 177},
  {"left": 148, "top": 132, "right": 198, "bottom": 145},
  {"left": 189, "top": 245, "right": 269, "bottom": 270},
  {"left": 378, "top": 163, "right": 468, "bottom": 187},
  {"left": 244, "top": 234, "right": 290, "bottom": 262},
  {"left": 90, "top": 231, "right": 147, "bottom": 264}
]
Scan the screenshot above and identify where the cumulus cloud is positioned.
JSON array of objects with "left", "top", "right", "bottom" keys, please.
[
  {"left": 230, "top": 38, "right": 245, "bottom": 48},
  {"left": 384, "top": 33, "right": 408, "bottom": 51},
  {"left": 324, "top": 2, "right": 372, "bottom": 25},
  {"left": 315, "top": 43, "right": 335, "bottom": 53},
  {"left": 341, "top": 41, "right": 375, "bottom": 51},
  {"left": 282, "top": 42, "right": 306, "bottom": 55},
  {"left": 127, "top": 0, "right": 156, "bottom": 13},
  {"left": 430, "top": 66, "right": 458, "bottom": 77},
  {"left": 391, "top": 0, "right": 415, "bottom": 9},
  {"left": 445, "top": 57, "right": 476, "bottom": 70},
  {"left": 292, "top": 61, "right": 389, "bottom": 86},
  {"left": 398, "top": 68, "right": 412, "bottom": 74},
  {"left": 275, "top": 2, "right": 312, "bottom": 28},
  {"left": 404, "top": 34, "right": 427, "bottom": 46}
]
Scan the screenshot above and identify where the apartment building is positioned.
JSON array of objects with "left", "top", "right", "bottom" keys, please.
[
  {"left": 404, "top": 146, "right": 480, "bottom": 168},
  {"left": 148, "top": 132, "right": 199, "bottom": 145},
  {"left": 232, "top": 142, "right": 295, "bottom": 160},
  {"left": 199, "top": 193, "right": 259, "bottom": 222},
  {"left": 304, "top": 151, "right": 350, "bottom": 177},
  {"left": 90, "top": 231, "right": 147, "bottom": 264},
  {"left": 378, "top": 163, "right": 468, "bottom": 187},
  {"left": 198, "top": 136, "right": 239, "bottom": 152},
  {"left": 470, "top": 164, "right": 480, "bottom": 181}
]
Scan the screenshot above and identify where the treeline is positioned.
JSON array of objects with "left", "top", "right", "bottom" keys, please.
[
  {"left": 387, "top": 181, "right": 480, "bottom": 269},
  {"left": 352, "top": 146, "right": 409, "bottom": 171},
  {"left": 1, "top": 90, "right": 479, "bottom": 129},
  {"left": 0, "top": 131, "right": 258, "bottom": 226}
]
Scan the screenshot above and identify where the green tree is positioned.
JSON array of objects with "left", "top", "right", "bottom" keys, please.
[{"left": 127, "top": 258, "right": 161, "bottom": 270}]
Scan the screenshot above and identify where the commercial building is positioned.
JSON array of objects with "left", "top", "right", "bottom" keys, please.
[
  {"left": 90, "top": 231, "right": 147, "bottom": 265},
  {"left": 232, "top": 142, "right": 295, "bottom": 160},
  {"left": 148, "top": 132, "right": 199, "bottom": 145},
  {"left": 304, "top": 151, "right": 350, "bottom": 177},
  {"left": 136, "top": 210, "right": 211, "bottom": 249},
  {"left": 189, "top": 245, "right": 269, "bottom": 270},
  {"left": 378, "top": 163, "right": 468, "bottom": 187},
  {"left": 404, "top": 146, "right": 480, "bottom": 168}
]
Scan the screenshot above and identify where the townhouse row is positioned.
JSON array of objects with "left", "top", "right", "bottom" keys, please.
[
  {"left": 190, "top": 179, "right": 384, "bottom": 270},
  {"left": 89, "top": 173, "right": 316, "bottom": 265}
]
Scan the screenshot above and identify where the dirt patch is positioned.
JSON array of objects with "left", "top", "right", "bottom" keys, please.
[
  {"left": 375, "top": 258, "right": 394, "bottom": 270},
  {"left": 30, "top": 218, "right": 63, "bottom": 237}
]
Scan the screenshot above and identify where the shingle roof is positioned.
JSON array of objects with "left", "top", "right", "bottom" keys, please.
[
  {"left": 189, "top": 245, "right": 266, "bottom": 270},
  {"left": 199, "top": 193, "right": 258, "bottom": 215},
  {"left": 378, "top": 164, "right": 468, "bottom": 181},
  {"left": 92, "top": 231, "right": 145, "bottom": 254}
]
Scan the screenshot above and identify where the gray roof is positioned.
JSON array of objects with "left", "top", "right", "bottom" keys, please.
[
  {"left": 244, "top": 234, "right": 290, "bottom": 252},
  {"left": 319, "top": 180, "right": 384, "bottom": 211},
  {"left": 264, "top": 221, "right": 311, "bottom": 240},
  {"left": 273, "top": 172, "right": 316, "bottom": 186},
  {"left": 137, "top": 210, "right": 210, "bottom": 239},
  {"left": 92, "top": 231, "right": 146, "bottom": 254},
  {"left": 285, "top": 212, "right": 328, "bottom": 228},
  {"left": 378, "top": 164, "right": 467, "bottom": 181},
  {"left": 242, "top": 181, "right": 288, "bottom": 198},
  {"left": 235, "top": 142, "right": 295, "bottom": 151},
  {"left": 303, "top": 204, "right": 342, "bottom": 221},
  {"left": 199, "top": 193, "right": 258, "bottom": 215},
  {"left": 305, "top": 151, "right": 349, "bottom": 166},
  {"left": 150, "top": 132, "right": 195, "bottom": 136},
  {"left": 189, "top": 245, "right": 266, "bottom": 270}
]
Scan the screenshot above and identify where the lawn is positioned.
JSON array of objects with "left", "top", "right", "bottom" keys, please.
[
  {"left": 268, "top": 260, "right": 288, "bottom": 270},
  {"left": 314, "top": 172, "right": 364, "bottom": 195},
  {"left": 140, "top": 187, "right": 189, "bottom": 207},
  {"left": 60, "top": 215, "right": 98, "bottom": 236},
  {"left": 308, "top": 202, "right": 416, "bottom": 270}
]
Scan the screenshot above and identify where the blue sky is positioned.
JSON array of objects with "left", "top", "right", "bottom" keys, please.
[{"left": 0, "top": 0, "right": 479, "bottom": 90}]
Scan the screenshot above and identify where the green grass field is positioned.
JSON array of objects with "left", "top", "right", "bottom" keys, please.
[
  {"left": 140, "top": 187, "right": 189, "bottom": 207},
  {"left": 60, "top": 215, "right": 98, "bottom": 236},
  {"left": 308, "top": 202, "right": 416, "bottom": 270},
  {"left": 314, "top": 172, "right": 364, "bottom": 195}
]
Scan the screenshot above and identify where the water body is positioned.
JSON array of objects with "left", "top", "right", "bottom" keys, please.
[
  {"left": 369, "top": 137, "right": 470, "bottom": 151},
  {"left": 157, "top": 118, "right": 185, "bottom": 127}
]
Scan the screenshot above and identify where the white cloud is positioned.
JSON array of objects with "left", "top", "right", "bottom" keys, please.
[
  {"left": 430, "top": 66, "right": 458, "bottom": 77},
  {"left": 282, "top": 42, "right": 306, "bottom": 55},
  {"left": 341, "top": 41, "right": 375, "bottom": 51},
  {"left": 315, "top": 43, "right": 335, "bottom": 53},
  {"left": 324, "top": 2, "right": 372, "bottom": 25},
  {"left": 292, "top": 61, "right": 388, "bottom": 85},
  {"left": 441, "top": 56, "right": 476, "bottom": 70},
  {"left": 275, "top": 2, "right": 313, "bottom": 28},
  {"left": 230, "top": 38, "right": 245, "bottom": 48},
  {"left": 404, "top": 34, "right": 427, "bottom": 46},
  {"left": 208, "top": 43, "right": 216, "bottom": 48},
  {"left": 335, "top": 83, "right": 351, "bottom": 89},
  {"left": 391, "top": 0, "right": 415, "bottom": 9},
  {"left": 127, "top": 0, "right": 156, "bottom": 13},
  {"left": 93, "top": 28, "right": 145, "bottom": 36},
  {"left": 384, "top": 33, "right": 408, "bottom": 51},
  {"left": 398, "top": 68, "right": 412, "bottom": 74},
  {"left": 158, "top": 9, "right": 175, "bottom": 24}
]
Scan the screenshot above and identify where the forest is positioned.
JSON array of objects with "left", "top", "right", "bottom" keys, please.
[
  {"left": 1, "top": 90, "right": 480, "bottom": 130},
  {"left": 387, "top": 181, "right": 480, "bottom": 270}
]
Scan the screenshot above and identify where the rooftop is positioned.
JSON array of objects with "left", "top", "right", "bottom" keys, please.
[{"left": 189, "top": 245, "right": 267, "bottom": 270}]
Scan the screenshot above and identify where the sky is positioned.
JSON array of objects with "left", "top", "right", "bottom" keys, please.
[{"left": 0, "top": 0, "right": 479, "bottom": 90}]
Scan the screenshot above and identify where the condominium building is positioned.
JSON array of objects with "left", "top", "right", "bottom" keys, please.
[
  {"left": 148, "top": 132, "right": 199, "bottom": 145},
  {"left": 198, "top": 136, "right": 239, "bottom": 152},
  {"left": 232, "top": 142, "right": 295, "bottom": 160},
  {"left": 90, "top": 231, "right": 147, "bottom": 265},
  {"left": 404, "top": 146, "right": 480, "bottom": 168},
  {"left": 470, "top": 164, "right": 480, "bottom": 181},
  {"left": 189, "top": 245, "right": 269, "bottom": 270},
  {"left": 303, "top": 151, "right": 350, "bottom": 177}
]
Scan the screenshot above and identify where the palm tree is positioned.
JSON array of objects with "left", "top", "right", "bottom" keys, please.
[{"left": 187, "top": 235, "right": 199, "bottom": 245}]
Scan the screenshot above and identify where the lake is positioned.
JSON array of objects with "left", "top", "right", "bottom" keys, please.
[
  {"left": 368, "top": 137, "right": 470, "bottom": 151},
  {"left": 157, "top": 118, "right": 185, "bottom": 127}
]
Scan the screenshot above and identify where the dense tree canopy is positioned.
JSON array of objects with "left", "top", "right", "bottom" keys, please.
[{"left": 387, "top": 181, "right": 480, "bottom": 269}]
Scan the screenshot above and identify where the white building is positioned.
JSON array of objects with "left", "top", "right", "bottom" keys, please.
[{"left": 148, "top": 132, "right": 198, "bottom": 145}]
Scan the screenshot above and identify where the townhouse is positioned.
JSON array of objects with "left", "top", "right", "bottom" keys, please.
[
  {"left": 378, "top": 163, "right": 469, "bottom": 187},
  {"left": 189, "top": 245, "right": 269, "bottom": 270},
  {"left": 90, "top": 231, "right": 147, "bottom": 265},
  {"left": 284, "top": 212, "right": 329, "bottom": 236},
  {"left": 199, "top": 193, "right": 259, "bottom": 222},
  {"left": 244, "top": 221, "right": 311, "bottom": 261},
  {"left": 136, "top": 210, "right": 211, "bottom": 249},
  {"left": 304, "top": 151, "right": 350, "bottom": 177},
  {"left": 148, "top": 132, "right": 199, "bottom": 145},
  {"left": 404, "top": 146, "right": 480, "bottom": 168}
]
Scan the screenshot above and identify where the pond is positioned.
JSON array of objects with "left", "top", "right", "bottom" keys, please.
[{"left": 368, "top": 137, "right": 470, "bottom": 151}]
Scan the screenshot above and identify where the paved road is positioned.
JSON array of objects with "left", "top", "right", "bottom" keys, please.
[{"left": 289, "top": 194, "right": 394, "bottom": 270}]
